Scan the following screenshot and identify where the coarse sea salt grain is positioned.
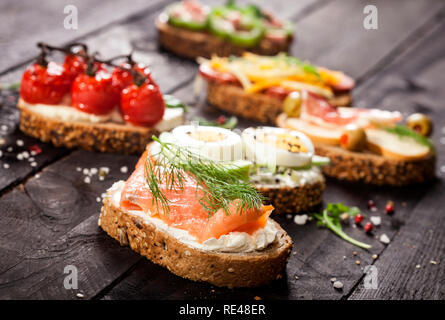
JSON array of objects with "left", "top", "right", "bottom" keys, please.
[
  {"left": 84, "top": 176, "right": 91, "bottom": 184},
  {"left": 370, "top": 216, "right": 381, "bottom": 226},
  {"left": 293, "top": 214, "right": 308, "bottom": 225},
  {"left": 120, "top": 166, "right": 128, "bottom": 173},
  {"left": 16, "top": 140, "right": 24, "bottom": 147},
  {"left": 380, "top": 234, "right": 390, "bottom": 244},
  {"left": 333, "top": 281, "right": 344, "bottom": 290}
]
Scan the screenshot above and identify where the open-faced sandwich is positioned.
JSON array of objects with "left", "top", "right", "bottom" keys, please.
[
  {"left": 277, "top": 91, "right": 436, "bottom": 185},
  {"left": 198, "top": 53, "right": 355, "bottom": 123},
  {"left": 18, "top": 43, "right": 185, "bottom": 154},
  {"left": 157, "top": 124, "right": 327, "bottom": 214},
  {"left": 156, "top": 0, "right": 293, "bottom": 59},
  {"left": 99, "top": 137, "right": 293, "bottom": 288}
]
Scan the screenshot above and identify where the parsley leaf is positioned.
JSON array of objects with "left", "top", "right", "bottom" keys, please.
[{"left": 312, "top": 203, "right": 371, "bottom": 249}]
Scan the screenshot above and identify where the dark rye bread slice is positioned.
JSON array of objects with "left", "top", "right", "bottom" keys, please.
[
  {"left": 98, "top": 195, "right": 293, "bottom": 288},
  {"left": 276, "top": 114, "right": 436, "bottom": 186},
  {"left": 205, "top": 80, "right": 352, "bottom": 124},
  {"left": 257, "top": 180, "right": 325, "bottom": 215},
  {"left": 18, "top": 100, "right": 158, "bottom": 155},
  {"left": 315, "top": 144, "right": 436, "bottom": 186},
  {"left": 156, "top": 18, "right": 291, "bottom": 59}
]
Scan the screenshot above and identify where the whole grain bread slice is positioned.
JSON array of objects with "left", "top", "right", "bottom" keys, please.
[
  {"left": 18, "top": 100, "right": 158, "bottom": 155},
  {"left": 256, "top": 180, "right": 325, "bottom": 215},
  {"left": 98, "top": 195, "right": 293, "bottom": 288},
  {"left": 156, "top": 18, "right": 292, "bottom": 59},
  {"left": 277, "top": 113, "right": 436, "bottom": 186},
  {"left": 205, "top": 81, "right": 352, "bottom": 124}
]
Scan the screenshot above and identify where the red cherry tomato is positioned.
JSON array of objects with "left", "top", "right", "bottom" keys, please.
[
  {"left": 63, "top": 54, "right": 87, "bottom": 81},
  {"left": 71, "top": 71, "right": 120, "bottom": 115},
  {"left": 63, "top": 54, "right": 107, "bottom": 81},
  {"left": 112, "top": 63, "right": 157, "bottom": 90},
  {"left": 120, "top": 83, "right": 165, "bottom": 127},
  {"left": 133, "top": 63, "right": 157, "bottom": 86},
  {"left": 20, "top": 62, "right": 71, "bottom": 105}
]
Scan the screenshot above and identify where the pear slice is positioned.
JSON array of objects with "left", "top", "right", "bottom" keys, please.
[
  {"left": 365, "top": 128, "right": 431, "bottom": 161},
  {"left": 276, "top": 114, "right": 342, "bottom": 146}
]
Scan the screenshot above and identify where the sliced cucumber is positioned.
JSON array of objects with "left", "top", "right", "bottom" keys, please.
[
  {"left": 222, "top": 160, "right": 252, "bottom": 181},
  {"left": 311, "top": 155, "right": 330, "bottom": 166}
]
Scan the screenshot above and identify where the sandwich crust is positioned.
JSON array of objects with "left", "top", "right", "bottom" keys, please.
[
  {"left": 156, "top": 18, "right": 292, "bottom": 59},
  {"left": 18, "top": 100, "right": 158, "bottom": 155},
  {"left": 257, "top": 180, "right": 325, "bottom": 214},
  {"left": 99, "top": 196, "right": 293, "bottom": 288},
  {"left": 206, "top": 81, "right": 352, "bottom": 124}
]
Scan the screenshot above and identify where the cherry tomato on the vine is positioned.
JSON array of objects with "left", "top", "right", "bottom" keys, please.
[
  {"left": 71, "top": 71, "right": 120, "bottom": 115},
  {"left": 20, "top": 62, "right": 71, "bottom": 104},
  {"left": 120, "top": 83, "right": 165, "bottom": 127}
]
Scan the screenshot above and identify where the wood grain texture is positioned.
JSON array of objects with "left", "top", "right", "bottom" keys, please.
[
  {"left": 0, "top": 0, "right": 444, "bottom": 300},
  {"left": 0, "top": 0, "right": 171, "bottom": 74},
  {"left": 346, "top": 16, "right": 445, "bottom": 300},
  {"left": 0, "top": 90, "right": 69, "bottom": 193},
  {"left": 0, "top": 150, "right": 141, "bottom": 299},
  {"left": 290, "top": 0, "right": 445, "bottom": 79}
]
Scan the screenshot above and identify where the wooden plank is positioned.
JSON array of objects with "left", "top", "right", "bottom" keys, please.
[
  {"left": 0, "top": 0, "right": 170, "bottom": 74},
  {"left": 345, "top": 17, "right": 445, "bottom": 300},
  {"left": 290, "top": 0, "right": 445, "bottom": 79},
  {"left": 0, "top": 90, "right": 69, "bottom": 193},
  {"left": 349, "top": 181, "right": 445, "bottom": 299},
  {"left": 0, "top": 150, "right": 141, "bottom": 299}
]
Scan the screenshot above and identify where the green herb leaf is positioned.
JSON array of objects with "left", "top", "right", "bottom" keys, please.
[
  {"left": 312, "top": 203, "right": 371, "bottom": 249},
  {"left": 192, "top": 116, "right": 238, "bottom": 130},
  {"left": 145, "top": 136, "right": 265, "bottom": 217},
  {"left": 383, "top": 124, "right": 433, "bottom": 149},
  {"left": 163, "top": 94, "right": 188, "bottom": 112}
]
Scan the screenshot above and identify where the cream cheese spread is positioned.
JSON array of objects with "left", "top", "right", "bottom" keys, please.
[
  {"left": 19, "top": 98, "right": 184, "bottom": 131},
  {"left": 107, "top": 181, "right": 278, "bottom": 253},
  {"left": 251, "top": 166, "right": 324, "bottom": 188}
]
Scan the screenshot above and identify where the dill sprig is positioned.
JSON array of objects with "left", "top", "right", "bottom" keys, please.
[{"left": 144, "top": 136, "right": 266, "bottom": 216}]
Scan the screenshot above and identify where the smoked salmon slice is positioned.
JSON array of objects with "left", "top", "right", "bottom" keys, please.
[{"left": 120, "top": 149, "right": 273, "bottom": 242}]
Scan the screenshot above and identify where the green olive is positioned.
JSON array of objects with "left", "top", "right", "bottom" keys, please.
[
  {"left": 340, "top": 124, "right": 366, "bottom": 151},
  {"left": 406, "top": 113, "right": 433, "bottom": 137},
  {"left": 283, "top": 91, "right": 302, "bottom": 118}
]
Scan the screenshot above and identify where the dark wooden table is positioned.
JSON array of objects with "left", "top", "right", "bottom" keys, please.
[{"left": 0, "top": 0, "right": 444, "bottom": 300}]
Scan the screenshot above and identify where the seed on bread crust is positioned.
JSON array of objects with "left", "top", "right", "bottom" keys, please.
[
  {"left": 315, "top": 144, "right": 436, "bottom": 186},
  {"left": 18, "top": 100, "right": 158, "bottom": 155},
  {"left": 257, "top": 180, "right": 325, "bottom": 215}
]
